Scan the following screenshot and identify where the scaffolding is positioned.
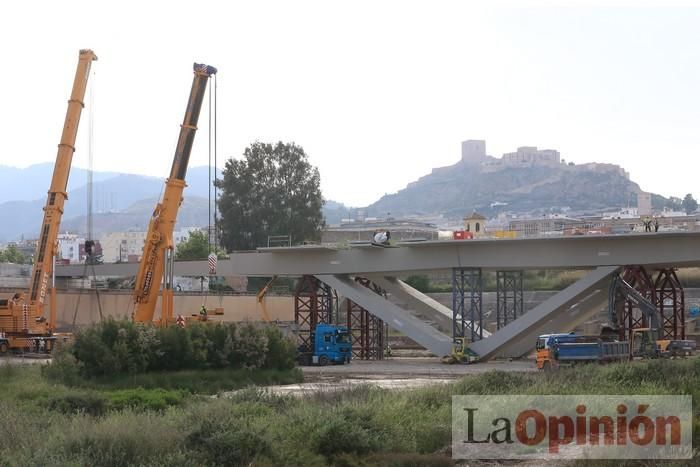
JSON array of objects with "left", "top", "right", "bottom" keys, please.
[
  {"left": 496, "top": 270, "right": 524, "bottom": 329},
  {"left": 654, "top": 268, "right": 685, "bottom": 340},
  {"left": 613, "top": 266, "right": 656, "bottom": 341},
  {"left": 293, "top": 275, "right": 335, "bottom": 349},
  {"left": 346, "top": 277, "right": 386, "bottom": 360},
  {"left": 452, "top": 267, "right": 483, "bottom": 342}
]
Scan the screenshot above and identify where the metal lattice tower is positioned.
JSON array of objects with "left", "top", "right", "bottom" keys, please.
[
  {"left": 496, "top": 271, "right": 524, "bottom": 329},
  {"left": 614, "top": 266, "right": 656, "bottom": 341},
  {"left": 452, "top": 268, "right": 483, "bottom": 342},
  {"left": 293, "top": 275, "right": 334, "bottom": 349},
  {"left": 346, "top": 277, "right": 386, "bottom": 360},
  {"left": 654, "top": 268, "right": 685, "bottom": 340}
]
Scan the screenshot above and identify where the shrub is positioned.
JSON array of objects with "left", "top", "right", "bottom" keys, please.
[
  {"left": 263, "top": 326, "right": 298, "bottom": 370},
  {"left": 404, "top": 275, "right": 431, "bottom": 293},
  {"left": 365, "top": 453, "right": 454, "bottom": 467},
  {"left": 68, "top": 319, "right": 297, "bottom": 378},
  {"left": 41, "top": 345, "right": 82, "bottom": 386},
  {"left": 106, "top": 388, "right": 187, "bottom": 412},
  {"left": 46, "top": 392, "right": 108, "bottom": 416},
  {"left": 310, "top": 406, "right": 384, "bottom": 459},
  {"left": 59, "top": 411, "right": 185, "bottom": 467},
  {"left": 185, "top": 400, "right": 271, "bottom": 465}
]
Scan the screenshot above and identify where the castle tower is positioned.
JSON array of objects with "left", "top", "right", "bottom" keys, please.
[{"left": 461, "top": 140, "right": 486, "bottom": 165}]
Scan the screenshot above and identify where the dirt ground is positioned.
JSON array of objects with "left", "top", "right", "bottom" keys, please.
[
  {"left": 301, "top": 357, "right": 535, "bottom": 382},
  {"left": 238, "top": 358, "right": 535, "bottom": 396}
]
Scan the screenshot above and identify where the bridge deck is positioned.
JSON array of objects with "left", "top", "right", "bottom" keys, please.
[{"left": 56, "top": 232, "right": 700, "bottom": 278}]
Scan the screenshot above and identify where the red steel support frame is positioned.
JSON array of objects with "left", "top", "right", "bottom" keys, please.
[
  {"left": 615, "top": 266, "right": 656, "bottom": 341},
  {"left": 654, "top": 268, "right": 685, "bottom": 340},
  {"left": 294, "top": 275, "right": 334, "bottom": 349},
  {"left": 615, "top": 266, "right": 685, "bottom": 341},
  {"left": 346, "top": 277, "right": 386, "bottom": 360}
]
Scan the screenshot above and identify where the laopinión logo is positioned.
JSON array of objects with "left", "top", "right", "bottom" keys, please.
[{"left": 452, "top": 395, "right": 692, "bottom": 460}]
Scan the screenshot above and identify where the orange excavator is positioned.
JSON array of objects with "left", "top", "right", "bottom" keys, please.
[
  {"left": 0, "top": 49, "right": 97, "bottom": 353},
  {"left": 132, "top": 62, "right": 217, "bottom": 325}
]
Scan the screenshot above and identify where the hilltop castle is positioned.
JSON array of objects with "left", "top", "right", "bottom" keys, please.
[{"left": 460, "top": 139, "right": 629, "bottom": 178}]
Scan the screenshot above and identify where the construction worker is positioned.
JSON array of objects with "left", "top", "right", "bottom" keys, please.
[
  {"left": 176, "top": 314, "right": 186, "bottom": 328},
  {"left": 199, "top": 305, "right": 208, "bottom": 321},
  {"left": 372, "top": 230, "right": 391, "bottom": 245}
]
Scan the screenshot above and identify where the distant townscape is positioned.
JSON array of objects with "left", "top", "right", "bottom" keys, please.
[{"left": 1, "top": 139, "right": 697, "bottom": 267}]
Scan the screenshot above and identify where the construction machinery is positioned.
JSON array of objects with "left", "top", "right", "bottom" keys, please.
[
  {"left": 535, "top": 333, "right": 629, "bottom": 370},
  {"left": 297, "top": 323, "right": 352, "bottom": 366},
  {"left": 0, "top": 49, "right": 97, "bottom": 353},
  {"left": 256, "top": 275, "right": 278, "bottom": 322},
  {"left": 608, "top": 273, "right": 696, "bottom": 358},
  {"left": 132, "top": 62, "right": 217, "bottom": 325}
]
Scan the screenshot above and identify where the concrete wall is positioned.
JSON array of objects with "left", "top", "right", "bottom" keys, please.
[{"left": 0, "top": 288, "right": 294, "bottom": 329}]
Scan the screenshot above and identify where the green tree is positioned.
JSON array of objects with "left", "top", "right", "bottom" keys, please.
[
  {"left": 216, "top": 141, "right": 324, "bottom": 251},
  {"left": 666, "top": 196, "right": 683, "bottom": 211},
  {"left": 682, "top": 193, "right": 698, "bottom": 214},
  {"left": 0, "top": 245, "right": 27, "bottom": 264},
  {"left": 175, "top": 230, "right": 210, "bottom": 260},
  {"left": 404, "top": 275, "right": 431, "bottom": 293}
]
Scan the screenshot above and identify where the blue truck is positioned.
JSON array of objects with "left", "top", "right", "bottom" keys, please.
[
  {"left": 536, "top": 333, "right": 629, "bottom": 370},
  {"left": 297, "top": 323, "right": 352, "bottom": 366}
]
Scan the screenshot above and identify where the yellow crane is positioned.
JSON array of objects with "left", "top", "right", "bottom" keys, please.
[
  {"left": 132, "top": 62, "right": 217, "bottom": 325},
  {"left": 256, "top": 276, "right": 278, "bottom": 322},
  {"left": 0, "top": 49, "right": 97, "bottom": 353}
]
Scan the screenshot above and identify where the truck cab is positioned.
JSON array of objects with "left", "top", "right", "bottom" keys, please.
[
  {"left": 298, "top": 323, "right": 352, "bottom": 366},
  {"left": 535, "top": 333, "right": 576, "bottom": 370}
]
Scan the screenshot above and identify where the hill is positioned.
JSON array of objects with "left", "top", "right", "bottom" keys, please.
[
  {"left": 0, "top": 165, "right": 221, "bottom": 241},
  {"left": 366, "top": 161, "right": 657, "bottom": 219},
  {"left": 62, "top": 196, "right": 211, "bottom": 237}
]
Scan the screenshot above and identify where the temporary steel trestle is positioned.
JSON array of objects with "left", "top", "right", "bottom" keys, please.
[
  {"left": 452, "top": 268, "right": 483, "bottom": 343},
  {"left": 612, "top": 266, "right": 685, "bottom": 341},
  {"left": 496, "top": 271, "right": 524, "bottom": 330},
  {"left": 293, "top": 275, "right": 335, "bottom": 349},
  {"left": 346, "top": 277, "right": 386, "bottom": 360}
]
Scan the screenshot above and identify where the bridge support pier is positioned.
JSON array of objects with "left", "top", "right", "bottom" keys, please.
[
  {"left": 613, "top": 266, "right": 685, "bottom": 341},
  {"left": 613, "top": 266, "right": 655, "bottom": 341},
  {"left": 346, "top": 277, "right": 386, "bottom": 360},
  {"left": 496, "top": 270, "right": 524, "bottom": 330},
  {"left": 294, "top": 275, "right": 335, "bottom": 349},
  {"left": 316, "top": 274, "right": 454, "bottom": 357},
  {"left": 452, "top": 268, "right": 483, "bottom": 342},
  {"left": 655, "top": 268, "right": 685, "bottom": 340}
]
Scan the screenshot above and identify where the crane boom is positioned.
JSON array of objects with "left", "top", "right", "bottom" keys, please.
[
  {"left": 0, "top": 49, "right": 97, "bottom": 350},
  {"left": 132, "top": 63, "right": 217, "bottom": 324},
  {"left": 608, "top": 273, "right": 662, "bottom": 340}
]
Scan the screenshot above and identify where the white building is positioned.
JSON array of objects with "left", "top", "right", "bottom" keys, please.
[
  {"left": 100, "top": 226, "right": 204, "bottom": 263},
  {"left": 637, "top": 192, "right": 652, "bottom": 216},
  {"left": 100, "top": 231, "right": 147, "bottom": 263},
  {"left": 57, "top": 233, "right": 85, "bottom": 264}
]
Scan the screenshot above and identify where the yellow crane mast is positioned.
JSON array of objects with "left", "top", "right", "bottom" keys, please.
[
  {"left": 132, "top": 62, "right": 217, "bottom": 325},
  {"left": 0, "top": 49, "right": 97, "bottom": 353}
]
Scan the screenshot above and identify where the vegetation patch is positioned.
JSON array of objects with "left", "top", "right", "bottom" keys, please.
[
  {"left": 46, "top": 319, "right": 298, "bottom": 381},
  {"left": 3, "top": 359, "right": 700, "bottom": 465}
]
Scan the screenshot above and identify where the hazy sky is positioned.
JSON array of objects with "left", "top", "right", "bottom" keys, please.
[{"left": 2, "top": 1, "right": 700, "bottom": 207}]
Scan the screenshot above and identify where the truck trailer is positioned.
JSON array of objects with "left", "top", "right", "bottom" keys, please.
[{"left": 536, "top": 333, "right": 629, "bottom": 370}]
